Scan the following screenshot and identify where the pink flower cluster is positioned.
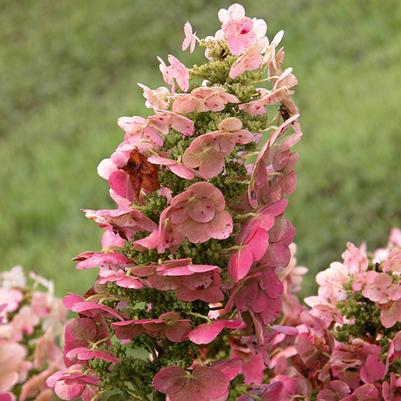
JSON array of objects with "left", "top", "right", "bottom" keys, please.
[
  {"left": 265, "top": 228, "right": 401, "bottom": 401},
  {"left": 0, "top": 266, "right": 66, "bottom": 401},
  {"left": 50, "top": 3, "right": 303, "bottom": 401}
]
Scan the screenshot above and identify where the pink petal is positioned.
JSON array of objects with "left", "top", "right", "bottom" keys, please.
[{"left": 188, "top": 320, "right": 244, "bottom": 344}]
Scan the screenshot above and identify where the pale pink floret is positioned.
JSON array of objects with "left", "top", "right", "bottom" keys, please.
[
  {"left": 138, "top": 83, "right": 170, "bottom": 111},
  {"left": 341, "top": 242, "right": 368, "bottom": 274},
  {"left": 182, "top": 117, "right": 254, "bottom": 179},
  {"left": 315, "top": 262, "right": 349, "bottom": 303},
  {"left": 362, "top": 271, "right": 401, "bottom": 304},
  {"left": 117, "top": 115, "right": 167, "bottom": 147},
  {"left": 172, "top": 87, "right": 239, "bottom": 114},
  {"left": 82, "top": 207, "right": 157, "bottom": 241},
  {"left": 154, "top": 182, "right": 233, "bottom": 250},
  {"left": 158, "top": 55, "right": 189, "bottom": 92},
  {"left": 182, "top": 21, "right": 197, "bottom": 53},
  {"left": 218, "top": 4, "right": 265, "bottom": 56},
  {"left": 239, "top": 68, "right": 297, "bottom": 117},
  {"left": 229, "top": 44, "right": 263, "bottom": 79},
  {"left": 153, "top": 366, "right": 230, "bottom": 401},
  {"left": 98, "top": 264, "right": 144, "bottom": 289},
  {"left": 0, "top": 342, "right": 27, "bottom": 392}
]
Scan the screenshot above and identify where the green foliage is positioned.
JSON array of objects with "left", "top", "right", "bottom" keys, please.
[{"left": 1, "top": 0, "right": 401, "bottom": 296}]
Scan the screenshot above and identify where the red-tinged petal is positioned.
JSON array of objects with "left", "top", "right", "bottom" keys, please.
[
  {"left": 242, "top": 352, "right": 265, "bottom": 384},
  {"left": 71, "top": 301, "right": 123, "bottom": 320},
  {"left": 164, "top": 320, "right": 192, "bottom": 342},
  {"left": 193, "top": 367, "right": 229, "bottom": 399},
  {"left": 64, "top": 318, "right": 98, "bottom": 353},
  {"left": 188, "top": 264, "right": 220, "bottom": 273},
  {"left": 248, "top": 229, "right": 269, "bottom": 261},
  {"left": 153, "top": 366, "right": 187, "bottom": 395},
  {"left": 116, "top": 276, "right": 144, "bottom": 289},
  {"left": 63, "top": 294, "right": 84, "bottom": 309},
  {"left": 111, "top": 320, "right": 144, "bottom": 341},
  {"left": 360, "top": 354, "right": 386, "bottom": 384},
  {"left": 211, "top": 358, "right": 242, "bottom": 381},
  {"left": 229, "top": 247, "right": 254, "bottom": 282},
  {"left": 134, "top": 230, "right": 159, "bottom": 250},
  {"left": 108, "top": 171, "right": 135, "bottom": 202},
  {"left": 188, "top": 320, "right": 244, "bottom": 344},
  {"left": 260, "top": 269, "right": 283, "bottom": 298}
]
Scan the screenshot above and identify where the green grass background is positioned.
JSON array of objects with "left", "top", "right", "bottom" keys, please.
[{"left": 1, "top": 0, "right": 400, "bottom": 296}]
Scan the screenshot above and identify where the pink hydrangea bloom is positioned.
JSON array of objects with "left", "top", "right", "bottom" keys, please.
[
  {"left": 147, "top": 182, "right": 233, "bottom": 251},
  {"left": 46, "top": 365, "right": 98, "bottom": 401},
  {"left": 218, "top": 4, "right": 266, "bottom": 56},
  {"left": 158, "top": 55, "right": 189, "bottom": 92},
  {"left": 153, "top": 366, "right": 230, "bottom": 401},
  {"left": 182, "top": 117, "right": 254, "bottom": 179},
  {"left": 341, "top": 242, "right": 368, "bottom": 273},
  {"left": 362, "top": 271, "right": 401, "bottom": 304}
]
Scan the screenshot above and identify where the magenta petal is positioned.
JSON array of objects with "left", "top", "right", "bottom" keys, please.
[
  {"left": 64, "top": 293, "right": 84, "bottom": 309},
  {"left": 360, "top": 354, "right": 386, "bottom": 384},
  {"left": 188, "top": 320, "right": 244, "bottom": 344},
  {"left": 108, "top": 171, "right": 135, "bottom": 201},
  {"left": 229, "top": 247, "right": 253, "bottom": 282},
  {"left": 71, "top": 301, "right": 123, "bottom": 320},
  {"left": 242, "top": 352, "right": 265, "bottom": 384}
]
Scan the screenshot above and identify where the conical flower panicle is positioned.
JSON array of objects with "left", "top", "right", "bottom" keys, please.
[{"left": 50, "top": 4, "right": 302, "bottom": 401}]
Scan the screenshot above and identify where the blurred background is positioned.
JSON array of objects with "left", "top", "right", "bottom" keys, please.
[{"left": 1, "top": 0, "right": 400, "bottom": 296}]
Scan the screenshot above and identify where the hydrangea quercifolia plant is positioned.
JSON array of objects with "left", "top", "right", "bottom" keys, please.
[{"left": 47, "top": 4, "right": 303, "bottom": 401}]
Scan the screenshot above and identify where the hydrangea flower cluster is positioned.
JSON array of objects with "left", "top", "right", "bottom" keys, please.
[
  {"left": 266, "top": 228, "right": 401, "bottom": 401},
  {"left": 0, "top": 266, "right": 66, "bottom": 401},
  {"left": 48, "top": 4, "right": 302, "bottom": 401}
]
